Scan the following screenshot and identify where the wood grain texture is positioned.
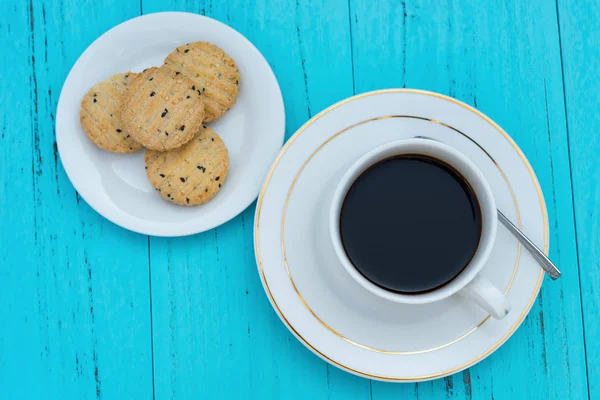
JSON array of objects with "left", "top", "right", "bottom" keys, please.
[
  {"left": 349, "top": 0, "right": 587, "bottom": 398},
  {"left": 0, "top": 0, "right": 593, "bottom": 398},
  {"left": 556, "top": 0, "right": 600, "bottom": 397},
  {"left": 0, "top": 1, "right": 152, "bottom": 398}
]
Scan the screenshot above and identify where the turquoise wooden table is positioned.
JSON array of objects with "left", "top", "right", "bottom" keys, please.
[{"left": 1, "top": 0, "right": 597, "bottom": 398}]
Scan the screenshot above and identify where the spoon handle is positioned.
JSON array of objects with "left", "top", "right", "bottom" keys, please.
[{"left": 497, "top": 210, "right": 561, "bottom": 279}]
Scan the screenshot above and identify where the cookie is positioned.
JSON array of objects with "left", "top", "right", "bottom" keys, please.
[
  {"left": 145, "top": 126, "right": 229, "bottom": 206},
  {"left": 79, "top": 73, "right": 143, "bottom": 153},
  {"left": 121, "top": 66, "right": 205, "bottom": 151},
  {"left": 164, "top": 42, "right": 240, "bottom": 122}
]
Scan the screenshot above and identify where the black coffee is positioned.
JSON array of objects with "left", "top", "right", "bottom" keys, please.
[{"left": 339, "top": 154, "right": 482, "bottom": 294}]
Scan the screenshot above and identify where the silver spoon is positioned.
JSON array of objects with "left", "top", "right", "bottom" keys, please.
[
  {"left": 413, "top": 136, "right": 561, "bottom": 279},
  {"left": 497, "top": 210, "right": 561, "bottom": 279}
]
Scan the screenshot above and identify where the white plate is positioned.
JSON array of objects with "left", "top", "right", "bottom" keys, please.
[
  {"left": 56, "top": 12, "right": 284, "bottom": 236},
  {"left": 254, "top": 89, "right": 547, "bottom": 381}
]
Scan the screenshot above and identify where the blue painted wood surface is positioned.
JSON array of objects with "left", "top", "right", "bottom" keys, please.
[{"left": 0, "top": 0, "right": 595, "bottom": 398}]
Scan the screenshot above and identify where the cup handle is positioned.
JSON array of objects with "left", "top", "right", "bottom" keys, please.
[{"left": 457, "top": 275, "right": 511, "bottom": 319}]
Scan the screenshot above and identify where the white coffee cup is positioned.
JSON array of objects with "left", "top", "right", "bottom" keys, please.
[{"left": 329, "top": 138, "right": 511, "bottom": 319}]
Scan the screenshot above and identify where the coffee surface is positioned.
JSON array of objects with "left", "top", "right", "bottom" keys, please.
[{"left": 339, "top": 154, "right": 482, "bottom": 294}]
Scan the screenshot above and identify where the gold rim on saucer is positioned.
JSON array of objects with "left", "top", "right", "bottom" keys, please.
[
  {"left": 255, "top": 89, "right": 547, "bottom": 381},
  {"left": 281, "top": 114, "right": 521, "bottom": 354}
]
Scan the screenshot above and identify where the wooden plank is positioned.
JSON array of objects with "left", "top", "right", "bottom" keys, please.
[
  {"left": 556, "top": 0, "right": 600, "bottom": 397},
  {"left": 348, "top": 0, "right": 588, "bottom": 398},
  {"left": 0, "top": 1, "right": 153, "bottom": 398},
  {"left": 139, "top": 0, "right": 372, "bottom": 398}
]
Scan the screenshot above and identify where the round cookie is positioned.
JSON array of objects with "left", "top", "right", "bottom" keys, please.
[
  {"left": 122, "top": 66, "right": 205, "bottom": 151},
  {"left": 164, "top": 42, "right": 240, "bottom": 122},
  {"left": 145, "top": 126, "right": 229, "bottom": 206},
  {"left": 79, "top": 73, "right": 143, "bottom": 153}
]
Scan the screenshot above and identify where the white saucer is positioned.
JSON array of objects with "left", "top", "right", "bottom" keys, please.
[
  {"left": 254, "top": 89, "right": 547, "bottom": 381},
  {"left": 56, "top": 12, "right": 284, "bottom": 236}
]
